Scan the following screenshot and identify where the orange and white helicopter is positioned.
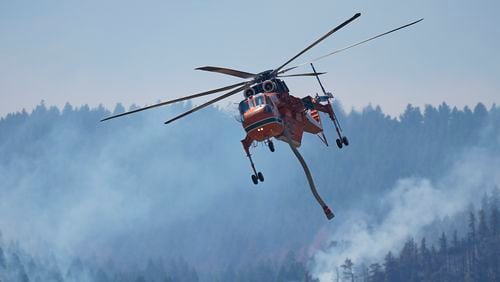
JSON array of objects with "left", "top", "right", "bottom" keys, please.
[{"left": 101, "top": 13, "right": 422, "bottom": 219}]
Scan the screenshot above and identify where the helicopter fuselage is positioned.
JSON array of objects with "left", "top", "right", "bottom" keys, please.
[{"left": 239, "top": 79, "right": 330, "bottom": 151}]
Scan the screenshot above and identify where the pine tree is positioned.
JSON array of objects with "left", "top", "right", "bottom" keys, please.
[
  {"left": 449, "top": 230, "right": 462, "bottom": 280},
  {"left": 490, "top": 187, "right": 500, "bottom": 281},
  {"left": 341, "top": 258, "right": 354, "bottom": 282},
  {"left": 398, "top": 238, "right": 419, "bottom": 282},
  {"left": 439, "top": 232, "right": 448, "bottom": 254},
  {"left": 383, "top": 252, "right": 398, "bottom": 282},
  {"left": 477, "top": 205, "right": 491, "bottom": 282},
  {"left": 419, "top": 237, "right": 431, "bottom": 281},
  {"left": 436, "top": 233, "right": 451, "bottom": 282},
  {"left": 490, "top": 187, "right": 500, "bottom": 237},
  {"left": 368, "top": 263, "right": 384, "bottom": 282},
  {"left": 478, "top": 203, "right": 490, "bottom": 241},
  {"left": 466, "top": 208, "right": 478, "bottom": 280}
]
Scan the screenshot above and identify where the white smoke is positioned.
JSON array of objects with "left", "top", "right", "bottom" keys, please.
[{"left": 310, "top": 146, "right": 500, "bottom": 281}]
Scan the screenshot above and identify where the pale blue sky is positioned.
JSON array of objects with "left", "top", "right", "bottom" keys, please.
[{"left": 1, "top": 0, "right": 499, "bottom": 117}]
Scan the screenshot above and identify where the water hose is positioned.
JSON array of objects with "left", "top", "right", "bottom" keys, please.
[{"left": 285, "top": 136, "right": 334, "bottom": 220}]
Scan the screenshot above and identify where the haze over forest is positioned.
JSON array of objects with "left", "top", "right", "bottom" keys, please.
[{"left": 0, "top": 101, "right": 499, "bottom": 281}]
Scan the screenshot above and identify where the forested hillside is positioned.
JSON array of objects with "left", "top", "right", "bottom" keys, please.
[
  {"left": 334, "top": 189, "right": 500, "bottom": 282},
  {"left": 0, "top": 101, "right": 498, "bottom": 281}
]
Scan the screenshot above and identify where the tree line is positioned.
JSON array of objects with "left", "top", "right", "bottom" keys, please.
[
  {"left": 338, "top": 187, "right": 500, "bottom": 282},
  {"left": 0, "top": 101, "right": 499, "bottom": 281}
]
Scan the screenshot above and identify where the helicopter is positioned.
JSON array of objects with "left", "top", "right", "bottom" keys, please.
[{"left": 101, "top": 13, "right": 422, "bottom": 219}]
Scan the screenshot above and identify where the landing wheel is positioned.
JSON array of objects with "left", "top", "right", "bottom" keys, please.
[
  {"left": 268, "top": 141, "right": 275, "bottom": 152},
  {"left": 251, "top": 174, "right": 258, "bottom": 185},
  {"left": 336, "top": 138, "right": 343, "bottom": 149},
  {"left": 257, "top": 172, "right": 264, "bottom": 182},
  {"left": 342, "top": 136, "right": 349, "bottom": 146}
]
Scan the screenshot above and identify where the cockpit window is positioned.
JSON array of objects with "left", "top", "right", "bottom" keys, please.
[
  {"left": 239, "top": 100, "right": 250, "bottom": 115},
  {"left": 239, "top": 94, "right": 274, "bottom": 116},
  {"left": 255, "top": 95, "right": 265, "bottom": 106},
  {"left": 265, "top": 95, "right": 273, "bottom": 105}
]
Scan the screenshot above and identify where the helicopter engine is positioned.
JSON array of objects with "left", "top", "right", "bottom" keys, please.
[
  {"left": 262, "top": 80, "right": 276, "bottom": 92},
  {"left": 244, "top": 87, "right": 256, "bottom": 98}
]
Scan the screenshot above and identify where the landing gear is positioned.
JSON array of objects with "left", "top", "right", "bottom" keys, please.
[
  {"left": 251, "top": 174, "right": 258, "bottom": 185},
  {"left": 242, "top": 136, "right": 269, "bottom": 185},
  {"left": 309, "top": 63, "right": 350, "bottom": 152},
  {"left": 342, "top": 136, "right": 349, "bottom": 146},
  {"left": 336, "top": 138, "right": 343, "bottom": 149},
  {"left": 336, "top": 136, "right": 349, "bottom": 148},
  {"left": 242, "top": 136, "right": 266, "bottom": 186},
  {"left": 268, "top": 140, "right": 275, "bottom": 152},
  {"left": 251, "top": 172, "right": 264, "bottom": 185},
  {"left": 257, "top": 172, "right": 264, "bottom": 182},
  {"left": 333, "top": 120, "right": 350, "bottom": 149}
]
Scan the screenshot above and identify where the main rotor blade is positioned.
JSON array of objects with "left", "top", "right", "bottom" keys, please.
[
  {"left": 272, "top": 13, "right": 361, "bottom": 76},
  {"left": 279, "top": 18, "right": 424, "bottom": 74},
  {"left": 100, "top": 81, "right": 247, "bottom": 122},
  {"left": 164, "top": 84, "right": 249, "bottom": 125},
  {"left": 310, "top": 64, "right": 327, "bottom": 95},
  {"left": 277, "top": 72, "right": 326, "bottom": 78},
  {"left": 195, "top": 66, "right": 256, "bottom": 79}
]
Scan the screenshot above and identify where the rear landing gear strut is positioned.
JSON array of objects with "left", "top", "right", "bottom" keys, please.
[
  {"left": 310, "top": 63, "right": 349, "bottom": 150},
  {"left": 333, "top": 116, "right": 349, "bottom": 149}
]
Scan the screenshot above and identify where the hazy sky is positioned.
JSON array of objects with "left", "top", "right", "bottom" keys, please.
[{"left": 1, "top": 0, "right": 499, "bottom": 117}]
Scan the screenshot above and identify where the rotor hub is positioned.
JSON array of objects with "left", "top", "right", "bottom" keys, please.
[{"left": 255, "top": 70, "right": 275, "bottom": 83}]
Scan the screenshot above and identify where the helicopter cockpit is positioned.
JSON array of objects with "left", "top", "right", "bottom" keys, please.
[{"left": 238, "top": 94, "right": 275, "bottom": 117}]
